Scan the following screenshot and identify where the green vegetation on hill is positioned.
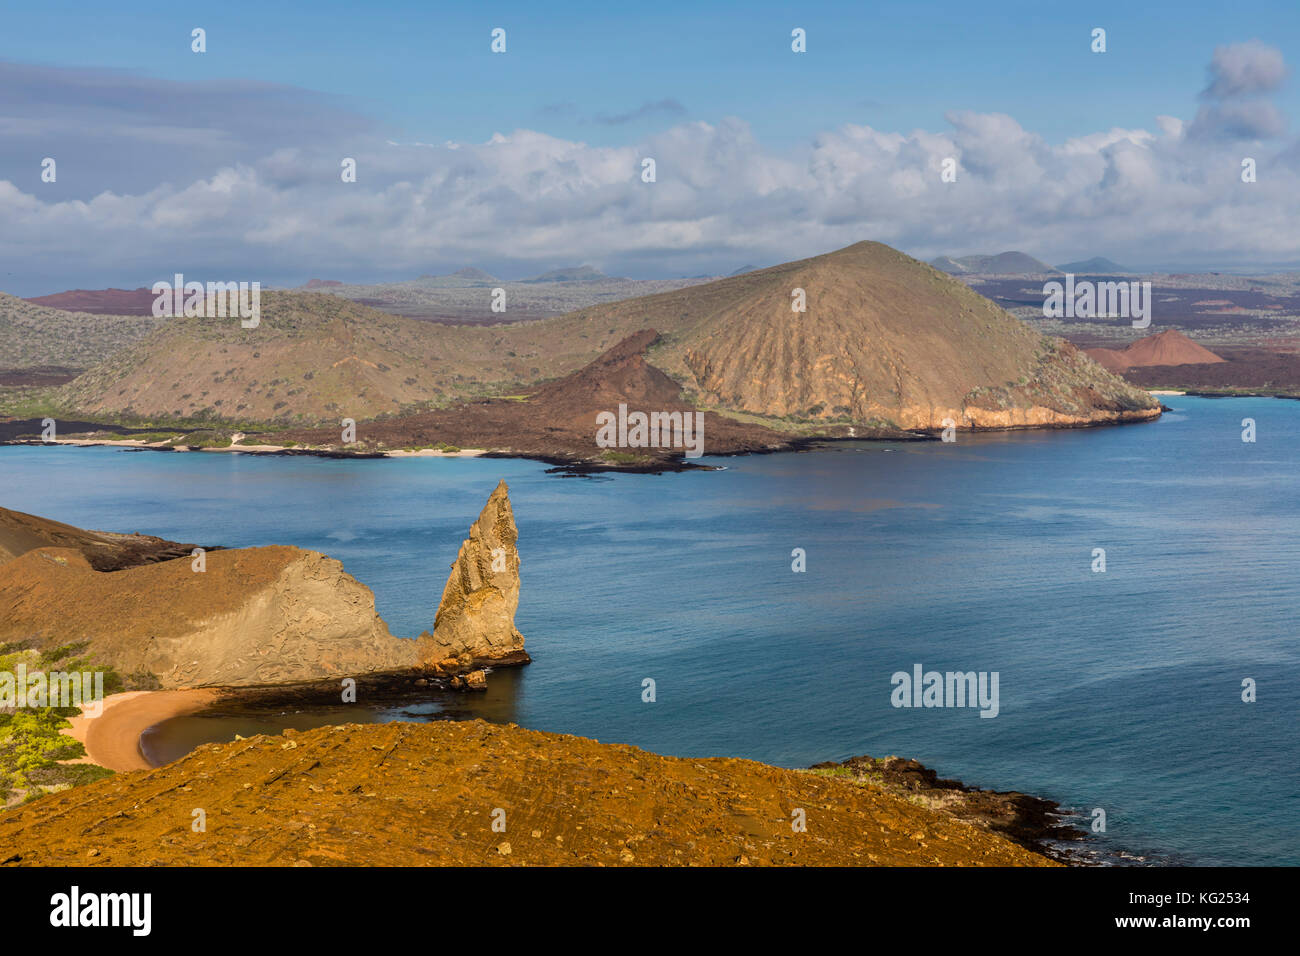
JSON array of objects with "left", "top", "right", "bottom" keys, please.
[
  {"left": 0, "top": 292, "right": 165, "bottom": 370},
  {"left": 0, "top": 642, "right": 128, "bottom": 806}
]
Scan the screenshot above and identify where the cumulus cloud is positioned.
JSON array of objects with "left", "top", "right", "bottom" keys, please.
[
  {"left": 0, "top": 44, "right": 1297, "bottom": 291},
  {"left": 1202, "top": 40, "right": 1287, "bottom": 98},
  {"left": 1190, "top": 40, "right": 1289, "bottom": 140}
]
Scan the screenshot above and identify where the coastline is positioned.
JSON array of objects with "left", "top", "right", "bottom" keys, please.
[
  {"left": 0, "top": 408, "right": 1167, "bottom": 475},
  {"left": 8, "top": 719, "right": 1062, "bottom": 866},
  {"left": 23, "top": 437, "right": 490, "bottom": 459},
  {"left": 50, "top": 683, "right": 1092, "bottom": 864},
  {"left": 61, "top": 689, "right": 220, "bottom": 772}
]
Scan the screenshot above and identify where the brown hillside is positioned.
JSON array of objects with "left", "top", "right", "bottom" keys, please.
[
  {"left": 0, "top": 484, "right": 528, "bottom": 687},
  {"left": 1086, "top": 329, "right": 1225, "bottom": 372},
  {"left": 0, "top": 506, "right": 205, "bottom": 571},
  {"left": 0, "top": 542, "right": 417, "bottom": 686},
  {"left": 0, "top": 720, "right": 1055, "bottom": 867},
  {"left": 56, "top": 241, "right": 1159, "bottom": 432},
  {"left": 24, "top": 287, "right": 158, "bottom": 316},
  {"left": 55, "top": 293, "right": 512, "bottom": 422},
  {"left": 625, "top": 242, "right": 1159, "bottom": 429},
  {"left": 266, "top": 331, "right": 808, "bottom": 467},
  {"left": 0, "top": 292, "right": 164, "bottom": 371}
]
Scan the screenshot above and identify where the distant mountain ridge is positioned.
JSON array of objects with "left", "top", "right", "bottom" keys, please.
[
  {"left": 520, "top": 265, "right": 608, "bottom": 283},
  {"left": 449, "top": 267, "right": 498, "bottom": 282},
  {"left": 1055, "top": 257, "right": 1135, "bottom": 274},
  {"left": 53, "top": 240, "right": 1160, "bottom": 432},
  {"left": 24, "top": 287, "right": 157, "bottom": 315},
  {"left": 930, "top": 252, "right": 1059, "bottom": 275}
]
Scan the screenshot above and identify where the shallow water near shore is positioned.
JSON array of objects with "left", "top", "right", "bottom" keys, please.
[{"left": 3, "top": 396, "right": 1297, "bottom": 865}]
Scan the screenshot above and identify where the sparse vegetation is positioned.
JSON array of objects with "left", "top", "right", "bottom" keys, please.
[
  {"left": 0, "top": 642, "right": 129, "bottom": 806},
  {"left": 0, "top": 292, "right": 165, "bottom": 370}
]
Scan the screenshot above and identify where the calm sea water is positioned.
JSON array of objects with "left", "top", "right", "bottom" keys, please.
[{"left": 2, "top": 396, "right": 1296, "bottom": 865}]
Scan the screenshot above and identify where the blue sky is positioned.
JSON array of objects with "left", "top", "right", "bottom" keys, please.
[
  {"left": 2, "top": 1, "right": 1299, "bottom": 292},
  {"left": 8, "top": 0, "right": 1296, "bottom": 148}
]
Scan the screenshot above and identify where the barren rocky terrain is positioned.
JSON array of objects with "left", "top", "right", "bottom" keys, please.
[
  {"left": 1085, "top": 329, "right": 1226, "bottom": 372},
  {"left": 31, "top": 241, "right": 1159, "bottom": 434},
  {"left": 0, "top": 505, "right": 208, "bottom": 571},
  {"left": 304, "top": 269, "right": 717, "bottom": 325},
  {"left": 0, "top": 720, "right": 1057, "bottom": 866},
  {"left": 261, "top": 330, "right": 838, "bottom": 470}
]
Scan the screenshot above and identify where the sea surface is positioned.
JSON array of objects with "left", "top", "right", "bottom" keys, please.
[{"left": 2, "top": 396, "right": 1296, "bottom": 865}]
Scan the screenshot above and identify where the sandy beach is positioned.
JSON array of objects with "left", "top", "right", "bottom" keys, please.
[
  {"left": 383, "top": 447, "right": 487, "bottom": 458},
  {"left": 61, "top": 689, "right": 219, "bottom": 772},
  {"left": 42, "top": 438, "right": 488, "bottom": 458}
]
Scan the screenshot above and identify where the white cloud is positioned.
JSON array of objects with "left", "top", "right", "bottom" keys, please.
[
  {"left": 1203, "top": 40, "right": 1288, "bottom": 98},
  {"left": 0, "top": 44, "right": 1297, "bottom": 286}
]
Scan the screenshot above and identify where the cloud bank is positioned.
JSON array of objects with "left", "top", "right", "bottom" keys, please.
[{"left": 0, "top": 42, "right": 1296, "bottom": 292}]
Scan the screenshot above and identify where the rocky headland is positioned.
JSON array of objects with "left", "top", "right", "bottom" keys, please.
[
  {"left": 0, "top": 483, "right": 1096, "bottom": 866},
  {"left": 0, "top": 481, "right": 529, "bottom": 689}
]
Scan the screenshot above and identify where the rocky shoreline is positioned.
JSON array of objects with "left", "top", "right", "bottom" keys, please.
[
  {"left": 179, "top": 687, "right": 1096, "bottom": 862},
  {"left": 808, "top": 754, "right": 1091, "bottom": 864},
  {"left": 0, "top": 488, "right": 1119, "bottom": 866},
  {"left": 1, "top": 407, "right": 1167, "bottom": 475},
  {"left": 0, "top": 466, "right": 1142, "bottom": 867}
]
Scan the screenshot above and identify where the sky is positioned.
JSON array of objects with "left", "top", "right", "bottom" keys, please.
[{"left": 2, "top": 0, "right": 1299, "bottom": 294}]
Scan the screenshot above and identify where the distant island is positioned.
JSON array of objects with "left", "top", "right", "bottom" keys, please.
[{"left": 1, "top": 241, "right": 1160, "bottom": 473}]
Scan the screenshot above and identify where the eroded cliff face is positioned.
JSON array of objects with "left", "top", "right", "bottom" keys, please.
[
  {"left": 0, "top": 485, "right": 531, "bottom": 690},
  {"left": 418, "top": 480, "right": 529, "bottom": 674},
  {"left": 932, "top": 341, "right": 1162, "bottom": 431},
  {"left": 642, "top": 242, "right": 1161, "bottom": 432},
  {"left": 0, "top": 543, "right": 418, "bottom": 687}
]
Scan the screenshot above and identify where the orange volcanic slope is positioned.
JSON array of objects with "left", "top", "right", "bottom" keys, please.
[{"left": 1086, "top": 329, "right": 1225, "bottom": 372}]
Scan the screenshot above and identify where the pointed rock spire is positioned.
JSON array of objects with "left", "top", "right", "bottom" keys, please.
[{"left": 419, "top": 480, "right": 529, "bottom": 673}]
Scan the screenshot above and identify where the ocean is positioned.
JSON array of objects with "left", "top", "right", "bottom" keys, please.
[{"left": 2, "top": 395, "right": 1296, "bottom": 865}]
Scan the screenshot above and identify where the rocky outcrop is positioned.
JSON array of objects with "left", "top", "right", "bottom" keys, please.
[
  {"left": 418, "top": 480, "right": 530, "bottom": 673},
  {"left": 0, "top": 505, "right": 208, "bottom": 571},
  {"left": 0, "top": 543, "right": 418, "bottom": 687},
  {"left": 0, "top": 484, "right": 535, "bottom": 689},
  {"left": 0, "top": 720, "right": 1056, "bottom": 866},
  {"left": 809, "top": 754, "right": 1084, "bottom": 857}
]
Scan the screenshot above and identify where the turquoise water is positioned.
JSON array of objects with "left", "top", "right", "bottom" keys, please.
[{"left": 2, "top": 396, "right": 1296, "bottom": 865}]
